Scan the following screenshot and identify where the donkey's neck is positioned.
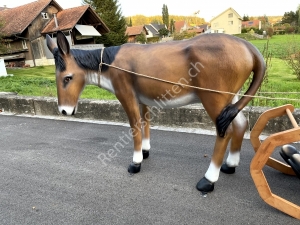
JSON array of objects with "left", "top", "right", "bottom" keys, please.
[
  {"left": 85, "top": 71, "right": 99, "bottom": 85},
  {"left": 85, "top": 71, "right": 115, "bottom": 94}
]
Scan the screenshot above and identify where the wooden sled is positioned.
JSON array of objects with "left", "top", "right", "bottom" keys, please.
[{"left": 250, "top": 104, "right": 300, "bottom": 219}]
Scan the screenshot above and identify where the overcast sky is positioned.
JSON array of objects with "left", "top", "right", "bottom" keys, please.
[{"left": 1, "top": 0, "right": 299, "bottom": 21}]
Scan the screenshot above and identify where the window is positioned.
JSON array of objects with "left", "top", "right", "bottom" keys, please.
[
  {"left": 41, "top": 12, "right": 49, "bottom": 19},
  {"left": 214, "top": 22, "right": 218, "bottom": 28},
  {"left": 228, "top": 13, "right": 233, "bottom": 18},
  {"left": 22, "top": 40, "right": 28, "bottom": 49},
  {"left": 228, "top": 21, "right": 233, "bottom": 25},
  {"left": 6, "top": 42, "right": 11, "bottom": 48}
]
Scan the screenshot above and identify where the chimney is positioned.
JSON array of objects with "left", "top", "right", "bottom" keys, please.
[{"left": 54, "top": 13, "right": 58, "bottom": 28}]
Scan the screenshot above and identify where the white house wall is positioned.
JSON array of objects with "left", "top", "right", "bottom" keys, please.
[{"left": 211, "top": 9, "right": 241, "bottom": 34}]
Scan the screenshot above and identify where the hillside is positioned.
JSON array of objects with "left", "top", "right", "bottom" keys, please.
[
  {"left": 126, "top": 14, "right": 206, "bottom": 26},
  {"left": 126, "top": 15, "right": 282, "bottom": 27},
  {"left": 251, "top": 16, "right": 283, "bottom": 24}
]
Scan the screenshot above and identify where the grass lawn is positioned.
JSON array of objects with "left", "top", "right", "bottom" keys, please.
[
  {"left": 1, "top": 34, "right": 300, "bottom": 107},
  {"left": 1, "top": 66, "right": 115, "bottom": 99},
  {"left": 249, "top": 34, "right": 300, "bottom": 58},
  {"left": 247, "top": 58, "right": 300, "bottom": 107}
]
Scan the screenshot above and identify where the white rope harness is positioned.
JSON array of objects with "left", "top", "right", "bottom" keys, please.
[
  {"left": 98, "top": 53, "right": 300, "bottom": 102},
  {"left": 98, "top": 47, "right": 105, "bottom": 87}
]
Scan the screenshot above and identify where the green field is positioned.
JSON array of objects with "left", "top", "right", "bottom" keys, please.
[
  {"left": 249, "top": 34, "right": 300, "bottom": 58},
  {"left": 1, "top": 34, "right": 300, "bottom": 107},
  {"left": 1, "top": 66, "right": 115, "bottom": 99}
]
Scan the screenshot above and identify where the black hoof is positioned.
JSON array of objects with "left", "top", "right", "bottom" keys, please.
[
  {"left": 143, "top": 150, "right": 149, "bottom": 159},
  {"left": 220, "top": 163, "right": 236, "bottom": 174},
  {"left": 196, "top": 177, "right": 214, "bottom": 193},
  {"left": 128, "top": 162, "right": 141, "bottom": 174}
]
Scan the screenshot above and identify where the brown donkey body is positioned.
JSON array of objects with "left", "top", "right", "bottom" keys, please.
[{"left": 47, "top": 31, "right": 265, "bottom": 193}]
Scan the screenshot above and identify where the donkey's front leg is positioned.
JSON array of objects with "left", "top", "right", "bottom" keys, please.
[
  {"left": 127, "top": 111, "right": 144, "bottom": 174},
  {"left": 117, "top": 93, "right": 144, "bottom": 173},
  {"left": 141, "top": 104, "right": 151, "bottom": 159},
  {"left": 196, "top": 127, "right": 233, "bottom": 193}
]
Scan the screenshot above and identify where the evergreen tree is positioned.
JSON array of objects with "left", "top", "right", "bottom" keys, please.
[
  {"left": 128, "top": 17, "right": 132, "bottom": 27},
  {"left": 82, "top": 0, "right": 128, "bottom": 46},
  {"left": 242, "top": 14, "right": 250, "bottom": 21},
  {"left": 162, "top": 4, "right": 169, "bottom": 28},
  {"left": 281, "top": 11, "right": 297, "bottom": 24},
  {"left": 0, "top": 19, "right": 7, "bottom": 53},
  {"left": 298, "top": 5, "right": 300, "bottom": 28},
  {"left": 169, "top": 19, "right": 175, "bottom": 34}
]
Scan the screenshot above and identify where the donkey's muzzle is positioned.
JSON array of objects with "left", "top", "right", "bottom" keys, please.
[{"left": 59, "top": 106, "right": 76, "bottom": 116}]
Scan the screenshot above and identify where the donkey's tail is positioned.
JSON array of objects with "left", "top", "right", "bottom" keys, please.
[{"left": 216, "top": 46, "right": 266, "bottom": 137}]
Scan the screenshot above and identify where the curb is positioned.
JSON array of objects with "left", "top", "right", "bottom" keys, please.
[{"left": 0, "top": 95, "right": 299, "bottom": 135}]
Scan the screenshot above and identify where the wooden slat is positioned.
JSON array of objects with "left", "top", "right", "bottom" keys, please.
[{"left": 250, "top": 104, "right": 300, "bottom": 219}]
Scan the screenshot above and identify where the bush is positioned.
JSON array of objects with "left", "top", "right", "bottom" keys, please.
[
  {"left": 285, "top": 27, "right": 295, "bottom": 34},
  {"left": 173, "top": 31, "right": 196, "bottom": 41},
  {"left": 147, "top": 37, "right": 159, "bottom": 43},
  {"left": 267, "top": 27, "right": 274, "bottom": 37},
  {"left": 241, "top": 28, "right": 248, "bottom": 33},
  {"left": 135, "top": 33, "right": 146, "bottom": 44},
  {"left": 283, "top": 35, "right": 300, "bottom": 80}
]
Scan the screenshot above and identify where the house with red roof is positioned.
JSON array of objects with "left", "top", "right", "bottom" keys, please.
[
  {"left": 242, "top": 20, "right": 262, "bottom": 30},
  {"left": 126, "top": 25, "right": 148, "bottom": 43},
  {"left": 174, "top": 21, "right": 188, "bottom": 33},
  {"left": 0, "top": 0, "right": 109, "bottom": 67}
]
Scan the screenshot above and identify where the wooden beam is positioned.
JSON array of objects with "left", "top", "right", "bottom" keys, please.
[{"left": 250, "top": 104, "right": 300, "bottom": 219}]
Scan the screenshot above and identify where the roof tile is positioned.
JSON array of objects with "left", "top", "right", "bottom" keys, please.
[
  {"left": 0, "top": 0, "right": 58, "bottom": 36},
  {"left": 41, "top": 5, "right": 109, "bottom": 34},
  {"left": 126, "top": 25, "right": 145, "bottom": 36}
]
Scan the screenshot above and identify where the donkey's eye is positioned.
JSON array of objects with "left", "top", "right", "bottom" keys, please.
[{"left": 63, "top": 76, "right": 73, "bottom": 86}]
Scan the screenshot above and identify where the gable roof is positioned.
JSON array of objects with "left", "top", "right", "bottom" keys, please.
[
  {"left": 126, "top": 25, "right": 147, "bottom": 36},
  {"left": 145, "top": 24, "right": 158, "bottom": 35},
  {"left": 242, "top": 20, "right": 261, "bottom": 27},
  {"left": 199, "top": 24, "right": 209, "bottom": 31},
  {"left": 174, "top": 21, "right": 186, "bottom": 33},
  {"left": 0, "top": 0, "right": 63, "bottom": 36},
  {"left": 151, "top": 23, "right": 166, "bottom": 31},
  {"left": 210, "top": 7, "right": 242, "bottom": 22},
  {"left": 41, "top": 5, "right": 109, "bottom": 34}
]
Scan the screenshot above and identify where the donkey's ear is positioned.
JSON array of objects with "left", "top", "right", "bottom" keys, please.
[
  {"left": 46, "top": 34, "right": 57, "bottom": 53},
  {"left": 56, "top": 31, "right": 70, "bottom": 56}
]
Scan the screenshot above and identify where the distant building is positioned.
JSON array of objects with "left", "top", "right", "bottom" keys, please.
[
  {"left": 242, "top": 20, "right": 262, "bottom": 30},
  {"left": 126, "top": 25, "right": 148, "bottom": 43},
  {"left": 174, "top": 21, "right": 188, "bottom": 33},
  {"left": 0, "top": 0, "right": 109, "bottom": 67},
  {"left": 209, "top": 7, "right": 242, "bottom": 34},
  {"left": 145, "top": 23, "right": 168, "bottom": 38}
]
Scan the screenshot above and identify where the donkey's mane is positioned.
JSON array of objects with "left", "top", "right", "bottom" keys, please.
[{"left": 53, "top": 46, "right": 121, "bottom": 72}]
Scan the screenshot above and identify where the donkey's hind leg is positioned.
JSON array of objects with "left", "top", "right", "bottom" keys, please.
[
  {"left": 221, "top": 96, "right": 248, "bottom": 174},
  {"left": 141, "top": 104, "right": 151, "bottom": 159}
]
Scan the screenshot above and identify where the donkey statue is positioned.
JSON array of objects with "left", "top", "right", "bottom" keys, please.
[{"left": 46, "top": 31, "right": 265, "bottom": 193}]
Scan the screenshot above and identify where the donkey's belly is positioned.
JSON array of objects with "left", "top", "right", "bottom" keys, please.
[{"left": 138, "top": 93, "right": 201, "bottom": 109}]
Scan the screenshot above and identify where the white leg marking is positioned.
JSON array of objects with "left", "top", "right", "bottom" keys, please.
[
  {"left": 226, "top": 151, "right": 240, "bottom": 167},
  {"left": 133, "top": 149, "right": 143, "bottom": 164},
  {"left": 142, "top": 138, "right": 150, "bottom": 151},
  {"left": 205, "top": 162, "right": 221, "bottom": 183}
]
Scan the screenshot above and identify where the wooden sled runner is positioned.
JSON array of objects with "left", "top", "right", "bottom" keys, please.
[{"left": 250, "top": 104, "right": 300, "bottom": 219}]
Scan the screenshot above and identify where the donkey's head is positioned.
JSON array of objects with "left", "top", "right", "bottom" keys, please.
[{"left": 46, "top": 31, "right": 86, "bottom": 116}]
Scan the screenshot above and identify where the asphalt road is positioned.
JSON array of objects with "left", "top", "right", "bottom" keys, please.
[{"left": 0, "top": 115, "right": 299, "bottom": 225}]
